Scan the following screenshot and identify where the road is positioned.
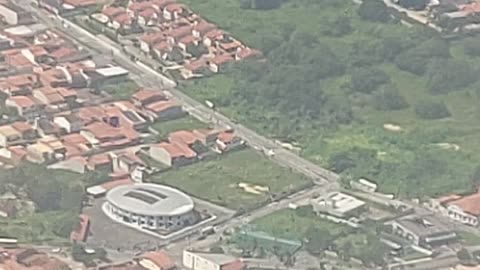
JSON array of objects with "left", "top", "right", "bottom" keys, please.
[{"left": 21, "top": 3, "right": 340, "bottom": 185}]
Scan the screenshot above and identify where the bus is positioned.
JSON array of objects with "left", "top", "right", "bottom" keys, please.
[{"left": 0, "top": 238, "right": 18, "bottom": 248}]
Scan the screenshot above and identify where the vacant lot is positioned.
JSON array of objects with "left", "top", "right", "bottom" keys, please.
[
  {"left": 151, "top": 116, "right": 210, "bottom": 139},
  {"left": 149, "top": 149, "right": 309, "bottom": 210},
  {"left": 179, "top": 0, "right": 480, "bottom": 198}
]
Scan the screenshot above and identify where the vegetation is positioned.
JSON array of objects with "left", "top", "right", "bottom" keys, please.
[
  {"left": 151, "top": 116, "right": 210, "bottom": 139},
  {"left": 101, "top": 80, "right": 139, "bottom": 100},
  {"left": 252, "top": 208, "right": 387, "bottom": 266},
  {"left": 179, "top": 0, "right": 480, "bottom": 198},
  {"left": 150, "top": 149, "right": 309, "bottom": 210},
  {"left": 0, "top": 163, "right": 107, "bottom": 243}
]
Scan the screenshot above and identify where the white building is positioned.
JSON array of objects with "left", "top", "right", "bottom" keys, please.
[
  {"left": 104, "top": 183, "right": 198, "bottom": 231},
  {"left": 311, "top": 192, "right": 366, "bottom": 218},
  {"left": 183, "top": 251, "right": 245, "bottom": 270}
]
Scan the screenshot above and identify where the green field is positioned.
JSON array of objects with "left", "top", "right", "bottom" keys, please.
[
  {"left": 149, "top": 149, "right": 309, "bottom": 210},
  {"left": 178, "top": 0, "right": 480, "bottom": 198},
  {"left": 252, "top": 209, "right": 348, "bottom": 240},
  {"left": 151, "top": 116, "right": 210, "bottom": 139}
]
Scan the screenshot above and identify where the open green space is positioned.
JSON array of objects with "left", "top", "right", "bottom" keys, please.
[
  {"left": 179, "top": 0, "right": 480, "bottom": 198},
  {"left": 149, "top": 149, "right": 309, "bottom": 210},
  {"left": 101, "top": 80, "right": 139, "bottom": 100},
  {"left": 151, "top": 116, "right": 210, "bottom": 139}
]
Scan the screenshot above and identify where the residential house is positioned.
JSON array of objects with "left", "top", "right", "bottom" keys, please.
[
  {"left": 208, "top": 54, "right": 234, "bottom": 73},
  {"left": 101, "top": 6, "right": 125, "bottom": 24},
  {"left": 0, "top": 125, "right": 21, "bottom": 147},
  {"left": 140, "top": 32, "right": 167, "bottom": 54},
  {"left": 192, "top": 20, "right": 216, "bottom": 38},
  {"left": 137, "top": 250, "right": 176, "bottom": 270},
  {"left": 218, "top": 40, "right": 242, "bottom": 54},
  {"left": 144, "top": 100, "right": 183, "bottom": 121},
  {"left": 81, "top": 121, "right": 139, "bottom": 148},
  {"left": 182, "top": 59, "right": 210, "bottom": 79},
  {"left": 149, "top": 142, "right": 197, "bottom": 167},
  {"left": 215, "top": 130, "right": 244, "bottom": 153},
  {"left": 0, "top": 74, "right": 39, "bottom": 96},
  {"left": 49, "top": 155, "right": 87, "bottom": 173},
  {"left": 0, "top": 1, "right": 34, "bottom": 25},
  {"left": 111, "top": 151, "right": 146, "bottom": 180},
  {"left": 387, "top": 214, "right": 458, "bottom": 249},
  {"left": 138, "top": 8, "right": 159, "bottom": 26},
  {"left": 178, "top": 35, "right": 201, "bottom": 53},
  {"left": 235, "top": 47, "right": 261, "bottom": 61},
  {"left": 27, "top": 136, "right": 66, "bottom": 163},
  {"left": 167, "top": 25, "right": 192, "bottom": 44},
  {"left": 132, "top": 88, "right": 166, "bottom": 107},
  {"left": 11, "top": 121, "right": 37, "bottom": 141},
  {"left": 109, "top": 102, "right": 149, "bottom": 131},
  {"left": 32, "top": 87, "right": 68, "bottom": 111},
  {"left": 54, "top": 113, "right": 83, "bottom": 133},
  {"left": 440, "top": 191, "right": 480, "bottom": 226},
  {"left": 0, "top": 145, "right": 27, "bottom": 166},
  {"left": 87, "top": 153, "right": 112, "bottom": 171},
  {"left": 152, "top": 41, "right": 173, "bottom": 61},
  {"left": 163, "top": 2, "right": 188, "bottom": 21},
  {"left": 5, "top": 95, "right": 42, "bottom": 120},
  {"left": 203, "top": 29, "right": 225, "bottom": 47},
  {"left": 139, "top": 31, "right": 167, "bottom": 53},
  {"left": 70, "top": 214, "right": 90, "bottom": 243},
  {"left": 34, "top": 117, "right": 62, "bottom": 137},
  {"left": 183, "top": 251, "right": 246, "bottom": 270},
  {"left": 192, "top": 129, "right": 223, "bottom": 146}
]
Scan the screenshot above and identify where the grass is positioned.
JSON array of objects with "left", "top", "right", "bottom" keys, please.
[
  {"left": 252, "top": 209, "right": 347, "bottom": 240},
  {"left": 149, "top": 149, "right": 309, "bottom": 210},
  {"left": 151, "top": 116, "right": 210, "bottom": 139},
  {"left": 102, "top": 80, "right": 139, "bottom": 100},
  {"left": 177, "top": 0, "right": 480, "bottom": 198},
  {"left": 457, "top": 231, "right": 480, "bottom": 246}
]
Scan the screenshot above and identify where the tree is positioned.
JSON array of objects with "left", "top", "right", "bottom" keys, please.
[
  {"left": 394, "top": 38, "right": 450, "bottom": 75},
  {"left": 373, "top": 84, "right": 409, "bottom": 111},
  {"left": 426, "top": 59, "right": 477, "bottom": 94},
  {"left": 304, "top": 227, "right": 334, "bottom": 255},
  {"left": 350, "top": 67, "right": 390, "bottom": 94},
  {"left": 463, "top": 37, "right": 480, "bottom": 57},
  {"left": 358, "top": 0, "right": 391, "bottom": 23},
  {"left": 414, "top": 100, "right": 451, "bottom": 120},
  {"left": 457, "top": 248, "right": 472, "bottom": 262},
  {"left": 324, "top": 16, "right": 353, "bottom": 37}
]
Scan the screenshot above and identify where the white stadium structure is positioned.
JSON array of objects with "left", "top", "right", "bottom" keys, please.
[{"left": 104, "top": 183, "right": 198, "bottom": 231}]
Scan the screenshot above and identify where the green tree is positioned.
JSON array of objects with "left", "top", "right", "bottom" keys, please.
[
  {"left": 426, "top": 59, "right": 477, "bottom": 94},
  {"left": 463, "top": 37, "right": 480, "bottom": 57},
  {"left": 304, "top": 227, "right": 334, "bottom": 255},
  {"left": 373, "top": 84, "right": 409, "bottom": 111},
  {"left": 358, "top": 0, "right": 391, "bottom": 22},
  {"left": 394, "top": 38, "right": 450, "bottom": 75},
  {"left": 414, "top": 100, "right": 451, "bottom": 120},
  {"left": 457, "top": 248, "right": 472, "bottom": 262},
  {"left": 350, "top": 67, "right": 390, "bottom": 94}
]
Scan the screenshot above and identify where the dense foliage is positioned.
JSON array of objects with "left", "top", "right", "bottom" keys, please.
[{"left": 181, "top": 0, "right": 480, "bottom": 197}]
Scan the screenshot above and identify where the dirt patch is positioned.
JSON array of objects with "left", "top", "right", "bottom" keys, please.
[{"left": 383, "top": 123, "right": 402, "bottom": 132}]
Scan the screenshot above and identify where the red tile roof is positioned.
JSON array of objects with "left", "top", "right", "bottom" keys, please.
[
  {"left": 140, "top": 32, "right": 166, "bottom": 45},
  {"left": 102, "top": 6, "right": 125, "bottom": 18},
  {"left": 447, "top": 191, "right": 480, "bottom": 216},
  {"left": 169, "top": 130, "right": 199, "bottom": 145},
  {"left": 145, "top": 100, "right": 179, "bottom": 113},
  {"left": 7, "top": 96, "right": 35, "bottom": 108},
  {"left": 11, "top": 122, "right": 33, "bottom": 134},
  {"left": 211, "top": 53, "right": 234, "bottom": 66},
  {"left": 140, "top": 251, "right": 175, "bottom": 270},
  {"left": 155, "top": 142, "right": 196, "bottom": 159},
  {"left": 217, "top": 131, "right": 235, "bottom": 144},
  {"left": 168, "top": 25, "right": 192, "bottom": 39},
  {"left": 132, "top": 89, "right": 165, "bottom": 102},
  {"left": 222, "top": 260, "right": 246, "bottom": 270},
  {"left": 70, "top": 214, "right": 90, "bottom": 242}
]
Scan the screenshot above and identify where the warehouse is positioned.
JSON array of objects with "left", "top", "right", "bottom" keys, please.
[{"left": 104, "top": 183, "right": 198, "bottom": 231}]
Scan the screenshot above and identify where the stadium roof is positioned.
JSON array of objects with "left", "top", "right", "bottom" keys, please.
[{"left": 106, "top": 183, "right": 194, "bottom": 216}]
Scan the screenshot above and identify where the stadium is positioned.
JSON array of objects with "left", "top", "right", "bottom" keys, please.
[{"left": 104, "top": 183, "right": 198, "bottom": 231}]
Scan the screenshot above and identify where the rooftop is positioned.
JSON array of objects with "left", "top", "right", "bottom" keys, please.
[{"left": 106, "top": 183, "right": 194, "bottom": 216}]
